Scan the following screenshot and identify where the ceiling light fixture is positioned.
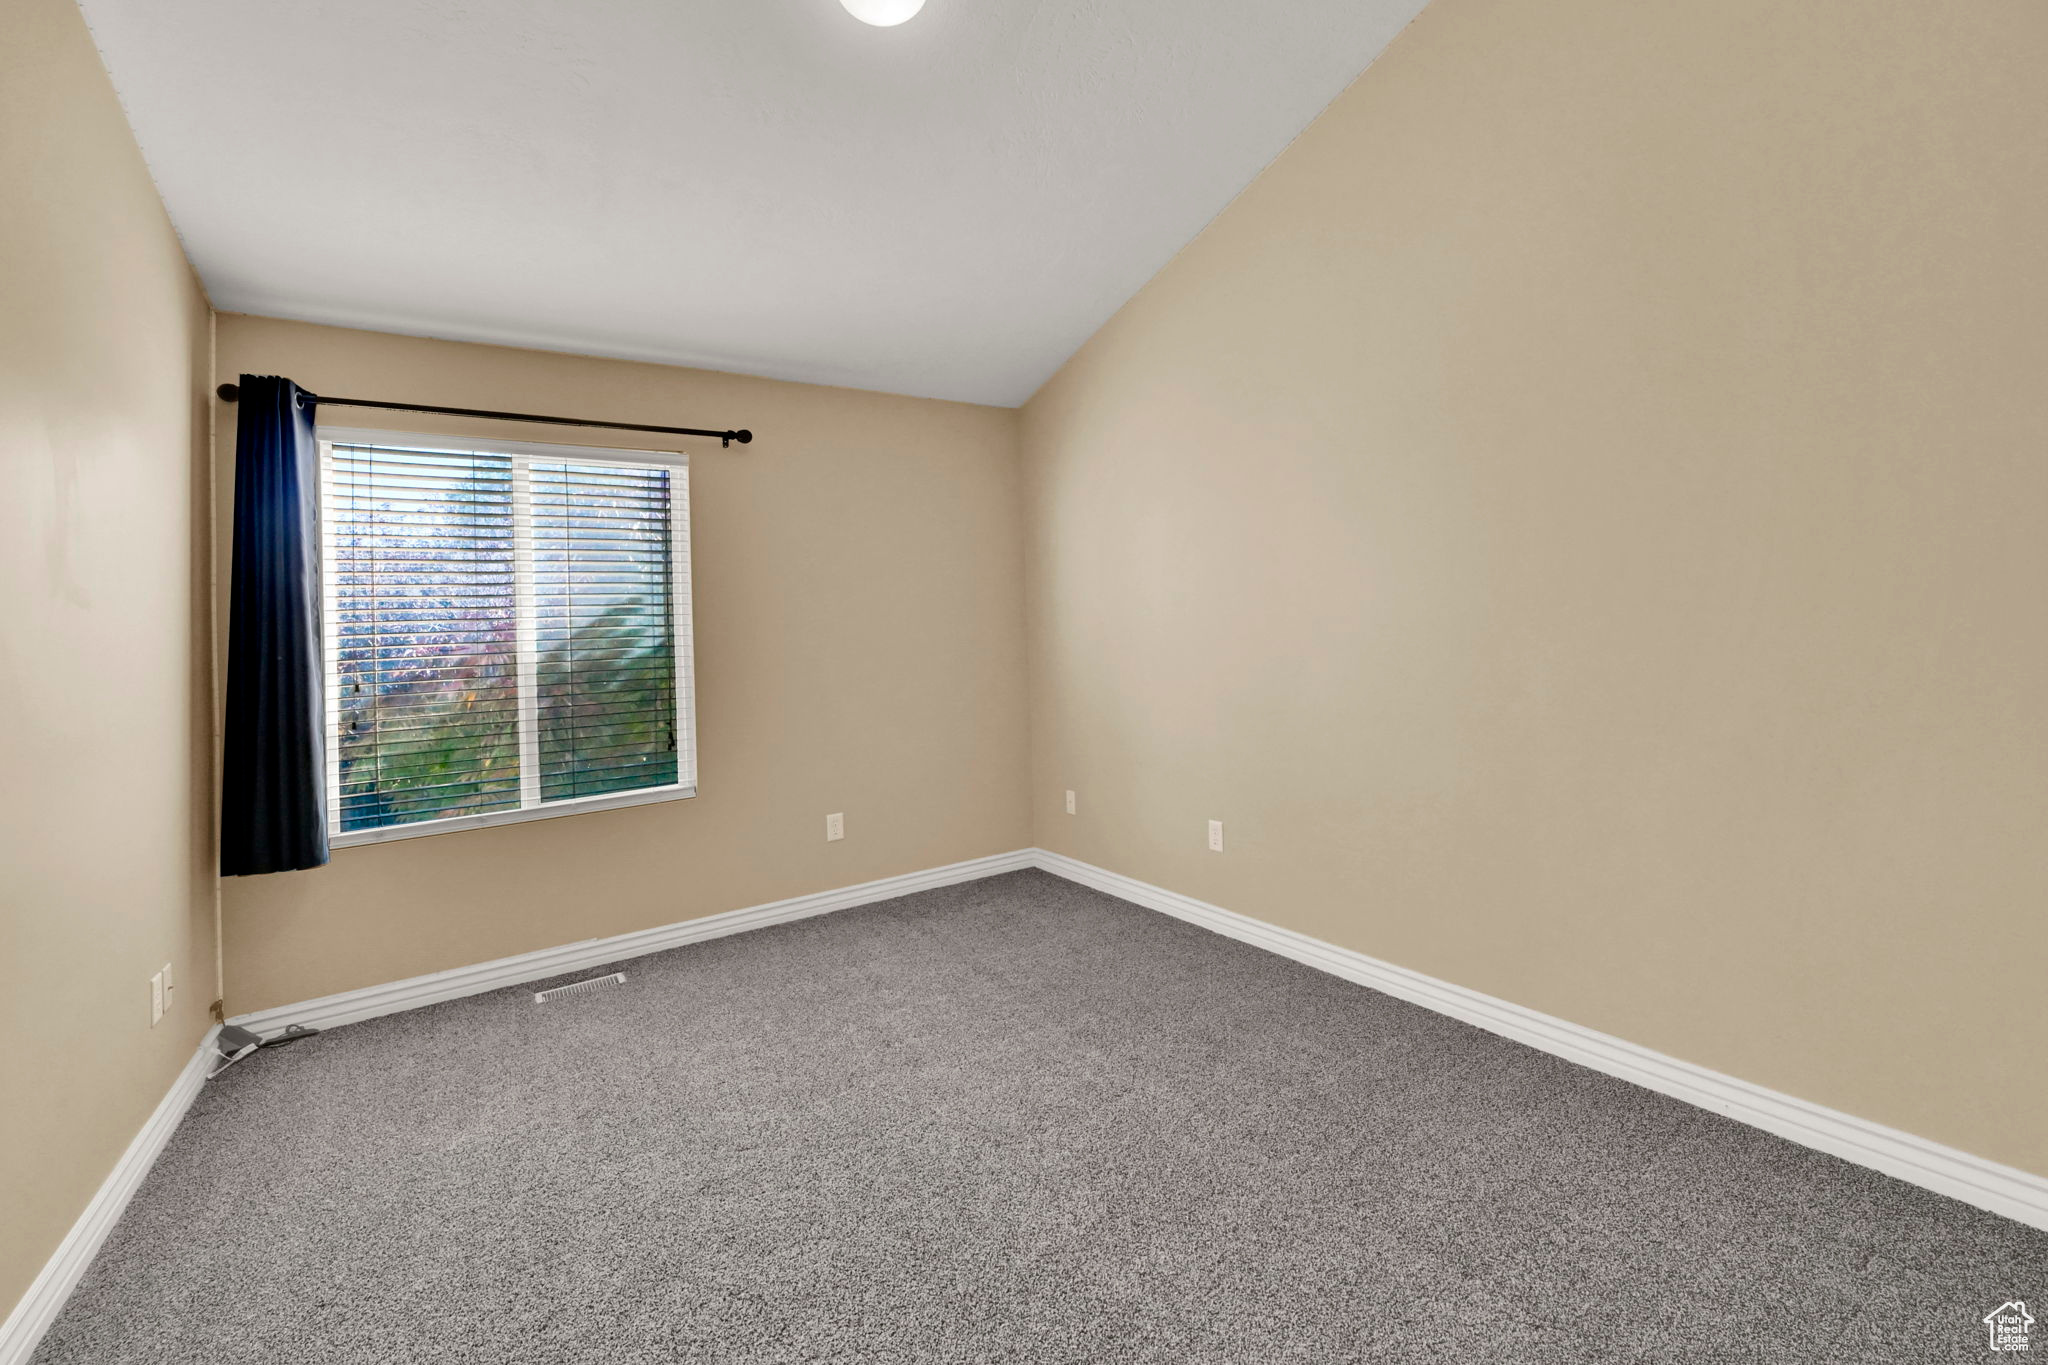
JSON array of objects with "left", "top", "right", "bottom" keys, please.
[{"left": 839, "top": 0, "right": 926, "bottom": 26}]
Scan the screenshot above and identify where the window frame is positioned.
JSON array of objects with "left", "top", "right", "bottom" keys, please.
[{"left": 318, "top": 426, "right": 697, "bottom": 849}]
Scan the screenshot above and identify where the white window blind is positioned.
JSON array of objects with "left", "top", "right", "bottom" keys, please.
[{"left": 320, "top": 429, "right": 694, "bottom": 846}]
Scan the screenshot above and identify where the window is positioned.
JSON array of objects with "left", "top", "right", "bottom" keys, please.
[{"left": 319, "top": 428, "right": 695, "bottom": 846}]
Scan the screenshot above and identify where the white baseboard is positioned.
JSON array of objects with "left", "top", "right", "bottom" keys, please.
[
  {"left": 17, "top": 842, "right": 2035, "bottom": 1365},
  {"left": 230, "top": 848, "right": 1038, "bottom": 1035},
  {"left": 1032, "top": 849, "right": 2048, "bottom": 1233},
  {"left": 7, "top": 850, "right": 1036, "bottom": 1362},
  {"left": 0, "top": 1024, "right": 220, "bottom": 1365}
]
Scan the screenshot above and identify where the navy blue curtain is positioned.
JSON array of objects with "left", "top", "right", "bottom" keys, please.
[{"left": 220, "top": 375, "right": 328, "bottom": 875}]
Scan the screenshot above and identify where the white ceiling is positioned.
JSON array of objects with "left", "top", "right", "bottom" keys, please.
[{"left": 78, "top": 0, "right": 1426, "bottom": 406}]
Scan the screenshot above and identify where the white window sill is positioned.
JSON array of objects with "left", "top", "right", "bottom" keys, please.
[{"left": 330, "top": 783, "right": 696, "bottom": 849}]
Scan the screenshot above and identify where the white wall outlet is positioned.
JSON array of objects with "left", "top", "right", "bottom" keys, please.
[
  {"left": 1208, "top": 819, "right": 1225, "bottom": 852},
  {"left": 1064, "top": 789, "right": 1076, "bottom": 815},
  {"left": 825, "top": 812, "right": 845, "bottom": 842},
  {"left": 149, "top": 970, "right": 164, "bottom": 1026}
]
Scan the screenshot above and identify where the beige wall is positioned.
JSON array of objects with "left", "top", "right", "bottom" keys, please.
[
  {"left": 213, "top": 316, "right": 1031, "bottom": 1013},
  {"left": 1022, "top": 0, "right": 2048, "bottom": 1176},
  {"left": 8, "top": 0, "right": 2044, "bottom": 1323},
  {"left": 0, "top": 0, "right": 217, "bottom": 1320}
]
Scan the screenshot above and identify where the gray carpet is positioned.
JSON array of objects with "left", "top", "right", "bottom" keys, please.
[{"left": 34, "top": 869, "right": 2046, "bottom": 1363}]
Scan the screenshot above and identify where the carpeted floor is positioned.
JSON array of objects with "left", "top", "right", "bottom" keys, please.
[{"left": 35, "top": 869, "right": 2046, "bottom": 1363}]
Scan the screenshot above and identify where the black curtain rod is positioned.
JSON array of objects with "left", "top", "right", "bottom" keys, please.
[{"left": 214, "top": 383, "right": 752, "bottom": 448}]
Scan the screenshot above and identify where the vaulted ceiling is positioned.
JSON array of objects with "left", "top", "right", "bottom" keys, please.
[{"left": 77, "top": 0, "right": 1426, "bottom": 405}]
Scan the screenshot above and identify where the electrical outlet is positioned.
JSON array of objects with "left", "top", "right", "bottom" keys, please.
[
  {"left": 825, "top": 812, "right": 845, "bottom": 842},
  {"left": 1208, "top": 819, "right": 1224, "bottom": 853},
  {"left": 1064, "top": 789, "right": 1076, "bottom": 815},
  {"left": 149, "top": 971, "right": 164, "bottom": 1026}
]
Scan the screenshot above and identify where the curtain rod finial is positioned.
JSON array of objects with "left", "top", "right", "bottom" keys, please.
[{"left": 217, "top": 383, "right": 241, "bottom": 401}]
